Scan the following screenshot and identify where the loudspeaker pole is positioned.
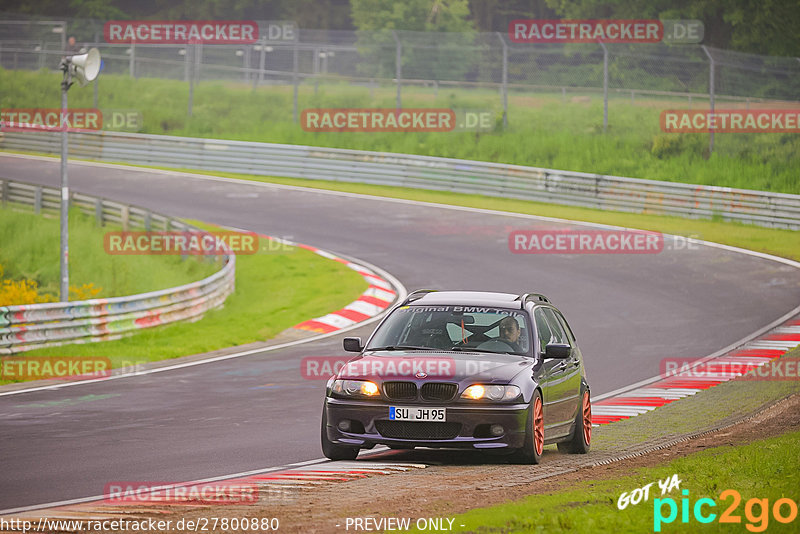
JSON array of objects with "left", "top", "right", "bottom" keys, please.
[
  {"left": 59, "top": 58, "right": 72, "bottom": 302},
  {"left": 57, "top": 48, "right": 100, "bottom": 302}
]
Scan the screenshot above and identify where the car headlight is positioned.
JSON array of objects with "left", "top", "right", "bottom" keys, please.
[
  {"left": 461, "top": 384, "right": 521, "bottom": 402},
  {"left": 331, "top": 379, "right": 380, "bottom": 398}
]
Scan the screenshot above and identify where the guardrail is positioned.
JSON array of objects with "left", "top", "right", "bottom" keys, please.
[
  {"left": 2, "top": 130, "right": 799, "bottom": 229},
  {"left": 0, "top": 177, "right": 235, "bottom": 354}
]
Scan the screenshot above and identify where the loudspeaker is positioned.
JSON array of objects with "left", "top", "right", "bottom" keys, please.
[{"left": 70, "top": 48, "right": 101, "bottom": 86}]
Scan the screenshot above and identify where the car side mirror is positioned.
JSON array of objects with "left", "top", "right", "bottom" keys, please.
[
  {"left": 343, "top": 337, "right": 363, "bottom": 352},
  {"left": 544, "top": 343, "right": 571, "bottom": 359}
]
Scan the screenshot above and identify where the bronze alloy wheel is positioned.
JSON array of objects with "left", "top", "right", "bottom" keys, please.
[
  {"left": 533, "top": 395, "right": 544, "bottom": 456},
  {"left": 582, "top": 391, "right": 592, "bottom": 445}
]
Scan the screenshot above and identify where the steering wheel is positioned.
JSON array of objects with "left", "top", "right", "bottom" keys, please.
[{"left": 476, "top": 339, "right": 516, "bottom": 352}]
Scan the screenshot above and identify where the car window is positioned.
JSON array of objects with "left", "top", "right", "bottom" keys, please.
[
  {"left": 542, "top": 308, "right": 568, "bottom": 345},
  {"left": 533, "top": 308, "right": 552, "bottom": 352},
  {"left": 553, "top": 309, "right": 576, "bottom": 343},
  {"left": 367, "top": 305, "right": 531, "bottom": 354}
]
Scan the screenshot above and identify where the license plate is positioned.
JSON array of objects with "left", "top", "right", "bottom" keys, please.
[{"left": 389, "top": 407, "right": 446, "bottom": 422}]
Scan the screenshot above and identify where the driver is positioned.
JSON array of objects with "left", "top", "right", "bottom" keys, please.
[{"left": 498, "top": 316, "right": 522, "bottom": 352}]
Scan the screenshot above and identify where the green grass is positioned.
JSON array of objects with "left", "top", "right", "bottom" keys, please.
[
  {"left": 442, "top": 430, "right": 800, "bottom": 533},
  {"left": 0, "top": 210, "right": 368, "bottom": 383},
  {"left": 0, "top": 204, "right": 216, "bottom": 298},
  {"left": 2, "top": 68, "right": 798, "bottom": 194}
]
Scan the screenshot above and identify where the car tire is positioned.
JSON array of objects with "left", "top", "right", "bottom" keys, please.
[
  {"left": 321, "top": 404, "right": 359, "bottom": 461},
  {"left": 515, "top": 389, "right": 544, "bottom": 464},
  {"left": 557, "top": 386, "right": 591, "bottom": 454}
]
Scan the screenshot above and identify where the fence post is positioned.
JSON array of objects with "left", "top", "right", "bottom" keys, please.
[
  {"left": 184, "top": 46, "right": 190, "bottom": 82},
  {"left": 599, "top": 42, "right": 608, "bottom": 133},
  {"left": 244, "top": 46, "right": 251, "bottom": 85},
  {"left": 259, "top": 41, "right": 267, "bottom": 84},
  {"left": 188, "top": 45, "right": 195, "bottom": 118},
  {"left": 497, "top": 32, "right": 508, "bottom": 129},
  {"left": 293, "top": 42, "right": 299, "bottom": 123},
  {"left": 129, "top": 41, "right": 135, "bottom": 78},
  {"left": 392, "top": 31, "right": 402, "bottom": 109},
  {"left": 701, "top": 45, "right": 715, "bottom": 154}
]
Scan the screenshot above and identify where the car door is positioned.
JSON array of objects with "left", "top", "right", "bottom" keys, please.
[
  {"left": 539, "top": 307, "right": 582, "bottom": 436},
  {"left": 534, "top": 307, "right": 561, "bottom": 436}
]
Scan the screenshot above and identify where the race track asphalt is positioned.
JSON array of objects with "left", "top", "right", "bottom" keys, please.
[{"left": 1, "top": 154, "right": 798, "bottom": 510}]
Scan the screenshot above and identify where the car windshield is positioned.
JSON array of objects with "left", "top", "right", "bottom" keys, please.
[{"left": 367, "top": 305, "right": 531, "bottom": 355}]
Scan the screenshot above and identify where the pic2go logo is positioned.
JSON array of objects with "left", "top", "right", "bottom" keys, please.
[{"left": 654, "top": 489, "right": 798, "bottom": 532}]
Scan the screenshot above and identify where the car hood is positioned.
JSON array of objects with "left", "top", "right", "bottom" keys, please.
[{"left": 336, "top": 350, "right": 533, "bottom": 383}]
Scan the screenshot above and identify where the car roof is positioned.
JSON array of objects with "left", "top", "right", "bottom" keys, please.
[{"left": 408, "top": 290, "right": 524, "bottom": 308}]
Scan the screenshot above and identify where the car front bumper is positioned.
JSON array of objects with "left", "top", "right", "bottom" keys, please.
[{"left": 324, "top": 397, "right": 530, "bottom": 449}]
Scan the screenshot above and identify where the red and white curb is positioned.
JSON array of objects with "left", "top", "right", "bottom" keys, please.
[
  {"left": 0, "top": 462, "right": 426, "bottom": 525},
  {"left": 289, "top": 242, "right": 397, "bottom": 334},
  {"left": 592, "top": 317, "right": 800, "bottom": 426}
]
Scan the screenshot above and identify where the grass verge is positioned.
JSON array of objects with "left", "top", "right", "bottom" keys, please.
[
  {"left": 0, "top": 204, "right": 216, "bottom": 299},
  {"left": 444, "top": 429, "right": 800, "bottom": 533},
  {"left": 1, "top": 217, "right": 368, "bottom": 384},
  {"left": 2, "top": 68, "right": 798, "bottom": 194}
]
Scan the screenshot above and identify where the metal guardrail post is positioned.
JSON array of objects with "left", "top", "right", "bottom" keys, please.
[
  {"left": 121, "top": 204, "right": 129, "bottom": 231},
  {"left": 1, "top": 179, "right": 7, "bottom": 206}
]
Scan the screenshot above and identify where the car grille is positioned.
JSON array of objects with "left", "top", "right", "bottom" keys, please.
[
  {"left": 421, "top": 383, "right": 458, "bottom": 401},
  {"left": 383, "top": 382, "right": 417, "bottom": 400},
  {"left": 375, "top": 421, "right": 461, "bottom": 440}
]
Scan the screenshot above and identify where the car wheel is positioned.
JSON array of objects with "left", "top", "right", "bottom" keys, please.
[
  {"left": 557, "top": 386, "right": 591, "bottom": 454},
  {"left": 321, "top": 404, "right": 359, "bottom": 461},
  {"left": 515, "top": 389, "right": 544, "bottom": 464}
]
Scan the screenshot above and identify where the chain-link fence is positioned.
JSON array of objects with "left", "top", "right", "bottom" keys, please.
[{"left": 2, "top": 18, "right": 799, "bottom": 124}]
